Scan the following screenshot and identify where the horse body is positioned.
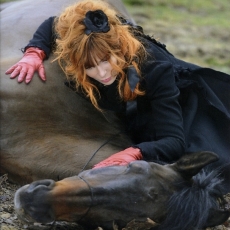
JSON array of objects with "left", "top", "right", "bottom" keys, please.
[{"left": 0, "top": 0, "right": 133, "bottom": 184}]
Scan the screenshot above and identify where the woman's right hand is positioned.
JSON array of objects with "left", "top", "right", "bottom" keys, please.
[{"left": 5, "top": 47, "right": 46, "bottom": 84}]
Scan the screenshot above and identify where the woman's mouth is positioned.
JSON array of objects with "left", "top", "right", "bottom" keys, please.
[{"left": 101, "top": 77, "right": 112, "bottom": 84}]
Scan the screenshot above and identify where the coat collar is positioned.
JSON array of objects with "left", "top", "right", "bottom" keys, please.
[
  {"left": 126, "top": 66, "right": 140, "bottom": 116},
  {"left": 127, "top": 65, "right": 140, "bottom": 92}
]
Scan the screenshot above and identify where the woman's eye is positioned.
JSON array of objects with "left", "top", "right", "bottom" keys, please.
[
  {"left": 85, "top": 66, "right": 95, "bottom": 70},
  {"left": 101, "top": 54, "right": 110, "bottom": 62}
]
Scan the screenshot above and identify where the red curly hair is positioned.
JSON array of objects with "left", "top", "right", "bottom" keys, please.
[{"left": 54, "top": 0, "right": 146, "bottom": 110}]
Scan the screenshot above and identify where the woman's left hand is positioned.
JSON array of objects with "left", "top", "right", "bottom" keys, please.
[{"left": 93, "top": 147, "right": 143, "bottom": 168}]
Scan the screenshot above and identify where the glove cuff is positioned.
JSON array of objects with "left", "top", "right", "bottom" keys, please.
[
  {"left": 25, "top": 47, "right": 46, "bottom": 60},
  {"left": 126, "top": 147, "right": 143, "bottom": 160},
  {"left": 135, "top": 149, "right": 143, "bottom": 160}
]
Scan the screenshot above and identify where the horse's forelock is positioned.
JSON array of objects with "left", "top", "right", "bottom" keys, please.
[{"left": 158, "top": 169, "right": 225, "bottom": 230}]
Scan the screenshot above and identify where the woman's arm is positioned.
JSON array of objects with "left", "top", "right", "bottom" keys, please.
[
  {"left": 135, "top": 61, "right": 185, "bottom": 162},
  {"left": 94, "top": 61, "right": 185, "bottom": 168},
  {"left": 24, "top": 16, "right": 56, "bottom": 59},
  {"left": 5, "top": 16, "right": 56, "bottom": 83}
]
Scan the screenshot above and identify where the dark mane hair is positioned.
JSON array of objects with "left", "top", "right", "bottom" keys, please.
[{"left": 159, "top": 169, "right": 226, "bottom": 230}]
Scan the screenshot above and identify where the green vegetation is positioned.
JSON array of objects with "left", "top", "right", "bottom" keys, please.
[
  {"left": 123, "top": 0, "right": 229, "bottom": 27},
  {"left": 0, "top": 0, "right": 15, "bottom": 3},
  {"left": 122, "top": 0, "right": 230, "bottom": 72}
]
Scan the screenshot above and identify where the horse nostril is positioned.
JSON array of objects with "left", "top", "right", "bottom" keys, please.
[{"left": 27, "top": 179, "right": 55, "bottom": 192}]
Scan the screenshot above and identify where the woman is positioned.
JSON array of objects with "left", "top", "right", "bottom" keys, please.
[{"left": 5, "top": 0, "right": 230, "bottom": 169}]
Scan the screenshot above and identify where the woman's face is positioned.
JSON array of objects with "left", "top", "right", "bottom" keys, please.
[{"left": 85, "top": 56, "right": 117, "bottom": 85}]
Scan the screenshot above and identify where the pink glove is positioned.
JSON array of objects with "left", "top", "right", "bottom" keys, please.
[
  {"left": 5, "top": 47, "right": 46, "bottom": 84},
  {"left": 93, "top": 147, "right": 143, "bottom": 169}
]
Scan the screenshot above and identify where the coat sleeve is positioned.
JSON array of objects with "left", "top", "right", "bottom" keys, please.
[
  {"left": 24, "top": 16, "right": 56, "bottom": 59},
  {"left": 134, "top": 61, "right": 185, "bottom": 162}
]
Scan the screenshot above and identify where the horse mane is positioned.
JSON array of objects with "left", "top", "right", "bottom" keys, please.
[{"left": 158, "top": 169, "right": 226, "bottom": 230}]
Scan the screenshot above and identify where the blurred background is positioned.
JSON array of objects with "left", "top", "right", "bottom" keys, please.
[
  {"left": 123, "top": 0, "right": 230, "bottom": 73},
  {"left": 1, "top": 0, "right": 230, "bottom": 73}
]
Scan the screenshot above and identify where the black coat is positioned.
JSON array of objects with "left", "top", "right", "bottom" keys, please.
[{"left": 25, "top": 17, "right": 230, "bottom": 168}]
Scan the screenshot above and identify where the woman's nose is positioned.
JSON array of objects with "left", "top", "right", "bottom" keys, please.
[{"left": 96, "top": 65, "right": 106, "bottom": 77}]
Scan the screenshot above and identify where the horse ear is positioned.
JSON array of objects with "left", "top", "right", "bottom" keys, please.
[
  {"left": 204, "top": 209, "right": 230, "bottom": 228},
  {"left": 172, "top": 151, "right": 219, "bottom": 180}
]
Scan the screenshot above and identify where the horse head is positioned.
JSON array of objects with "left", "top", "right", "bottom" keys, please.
[{"left": 14, "top": 151, "right": 229, "bottom": 230}]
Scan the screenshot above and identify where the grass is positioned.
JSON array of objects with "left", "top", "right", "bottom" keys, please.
[
  {"left": 122, "top": 0, "right": 230, "bottom": 73},
  {"left": 123, "top": 0, "right": 230, "bottom": 26},
  {"left": 0, "top": 0, "right": 14, "bottom": 3}
]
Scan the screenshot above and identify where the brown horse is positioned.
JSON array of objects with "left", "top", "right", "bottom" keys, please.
[
  {"left": 14, "top": 151, "right": 229, "bottom": 230},
  {"left": 0, "top": 0, "right": 133, "bottom": 184}
]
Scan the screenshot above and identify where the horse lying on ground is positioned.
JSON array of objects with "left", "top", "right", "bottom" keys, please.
[
  {"left": 1, "top": 0, "right": 229, "bottom": 229},
  {"left": 0, "top": 0, "right": 133, "bottom": 185},
  {"left": 14, "top": 151, "right": 230, "bottom": 230}
]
